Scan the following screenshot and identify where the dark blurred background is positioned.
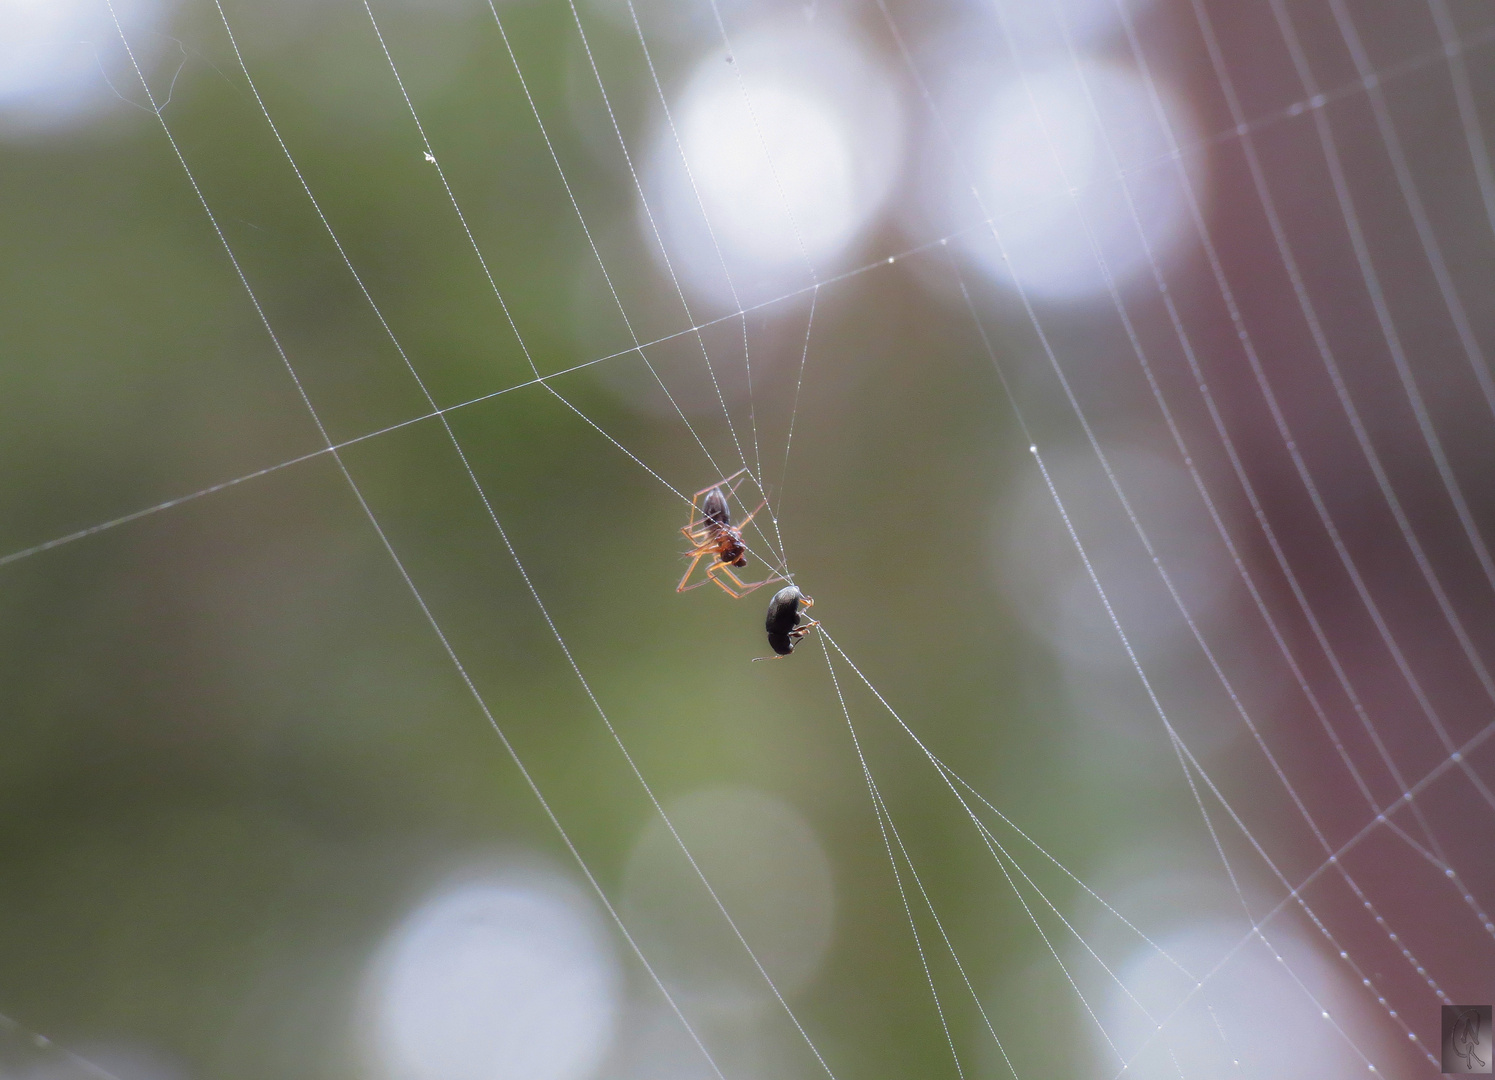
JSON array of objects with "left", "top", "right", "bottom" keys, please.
[{"left": 1, "top": 0, "right": 1493, "bottom": 1077}]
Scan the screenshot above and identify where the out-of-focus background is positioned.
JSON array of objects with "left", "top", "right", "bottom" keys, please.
[{"left": 2, "top": 0, "right": 1494, "bottom": 1077}]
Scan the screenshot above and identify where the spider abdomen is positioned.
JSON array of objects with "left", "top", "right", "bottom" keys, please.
[{"left": 701, "top": 487, "right": 732, "bottom": 530}]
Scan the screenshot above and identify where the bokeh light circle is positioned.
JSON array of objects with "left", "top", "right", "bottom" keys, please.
[
  {"left": 622, "top": 785, "right": 835, "bottom": 1013},
  {"left": 645, "top": 23, "right": 902, "bottom": 309},
  {"left": 1101, "top": 919, "right": 1383, "bottom": 1078},
  {"left": 979, "top": 0, "right": 1164, "bottom": 54},
  {"left": 0, "top": 0, "right": 173, "bottom": 135},
  {"left": 930, "top": 57, "right": 1205, "bottom": 303},
  {"left": 362, "top": 867, "right": 620, "bottom": 1080}
]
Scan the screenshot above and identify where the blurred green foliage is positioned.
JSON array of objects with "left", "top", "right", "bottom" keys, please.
[{"left": 0, "top": 2, "right": 1190, "bottom": 1077}]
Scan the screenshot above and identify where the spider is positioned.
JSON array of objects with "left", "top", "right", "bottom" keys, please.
[
  {"left": 677, "top": 468, "right": 782, "bottom": 598},
  {"left": 757, "top": 585, "right": 819, "bottom": 658}
]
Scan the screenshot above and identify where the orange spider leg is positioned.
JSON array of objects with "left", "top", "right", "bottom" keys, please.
[
  {"left": 702, "top": 560, "right": 783, "bottom": 598},
  {"left": 686, "top": 469, "right": 750, "bottom": 514},
  {"left": 676, "top": 549, "right": 713, "bottom": 592},
  {"left": 678, "top": 529, "right": 783, "bottom": 589},
  {"left": 707, "top": 467, "right": 753, "bottom": 499},
  {"left": 681, "top": 512, "right": 718, "bottom": 540},
  {"left": 680, "top": 495, "right": 711, "bottom": 536},
  {"left": 679, "top": 555, "right": 768, "bottom": 595},
  {"left": 684, "top": 470, "right": 756, "bottom": 527},
  {"left": 677, "top": 471, "right": 778, "bottom": 595},
  {"left": 733, "top": 499, "right": 769, "bottom": 531}
]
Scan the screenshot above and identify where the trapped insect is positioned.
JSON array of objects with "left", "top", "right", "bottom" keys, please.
[
  {"left": 756, "top": 585, "right": 819, "bottom": 659},
  {"left": 677, "top": 468, "right": 782, "bottom": 598}
]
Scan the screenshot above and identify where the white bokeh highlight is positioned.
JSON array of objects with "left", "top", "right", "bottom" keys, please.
[
  {"left": 361, "top": 866, "right": 620, "bottom": 1080},
  {"left": 982, "top": 0, "right": 1162, "bottom": 53},
  {"left": 929, "top": 58, "right": 1205, "bottom": 302},
  {"left": 1098, "top": 918, "right": 1385, "bottom": 1077},
  {"left": 622, "top": 785, "right": 835, "bottom": 1015},
  {"left": 998, "top": 445, "right": 1235, "bottom": 676},
  {"left": 12, "top": 1044, "right": 186, "bottom": 1080},
  {"left": 645, "top": 24, "right": 902, "bottom": 309},
  {"left": 994, "top": 443, "right": 1252, "bottom": 766},
  {"left": 0, "top": 0, "right": 174, "bottom": 135}
]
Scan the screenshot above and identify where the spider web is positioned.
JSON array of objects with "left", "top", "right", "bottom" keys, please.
[{"left": 1, "top": 0, "right": 1494, "bottom": 1078}]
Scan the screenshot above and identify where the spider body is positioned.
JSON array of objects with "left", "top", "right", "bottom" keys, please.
[
  {"left": 762, "top": 585, "right": 818, "bottom": 657},
  {"left": 677, "top": 469, "right": 781, "bottom": 598},
  {"left": 699, "top": 486, "right": 745, "bottom": 566},
  {"left": 700, "top": 485, "right": 733, "bottom": 531}
]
